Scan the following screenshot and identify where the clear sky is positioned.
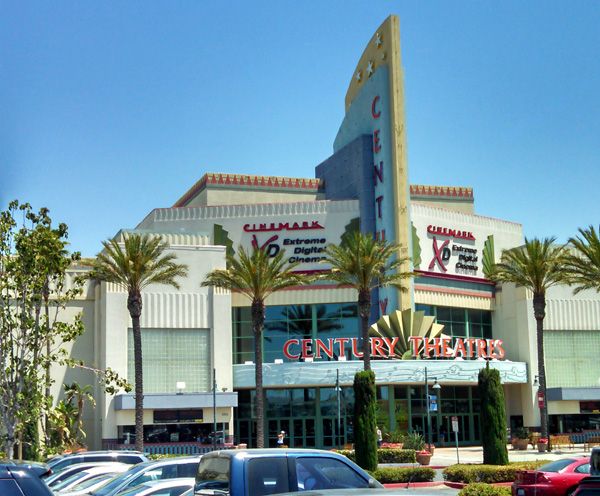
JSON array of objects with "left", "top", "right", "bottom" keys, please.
[{"left": 2, "top": 1, "right": 599, "bottom": 256}]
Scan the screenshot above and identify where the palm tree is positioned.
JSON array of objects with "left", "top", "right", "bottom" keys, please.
[
  {"left": 202, "top": 246, "right": 311, "bottom": 448},
  {"left": 320, "top": 231, "right": 413, "bottom": 371},
  {"left": 87, "top": 233, "right": 188, "bottom": 452},
  {"left": 565, "top": 225, "right": 600, "bottom": 292},
  {"left": 490, "top": 237, "right": 568, "bottom": 442}
]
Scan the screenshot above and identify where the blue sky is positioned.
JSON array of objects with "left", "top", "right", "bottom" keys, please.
[{"left": 2, "top": 1, "right": 599, "bottom": 256}]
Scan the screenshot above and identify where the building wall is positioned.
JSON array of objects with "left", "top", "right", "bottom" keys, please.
[{"left": 91, "top": 234, "right": 232, "bottom": 443}]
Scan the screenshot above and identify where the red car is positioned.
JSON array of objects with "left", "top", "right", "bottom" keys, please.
[{"left": 513, "top": 457, "right": 591, "bottom": 496}]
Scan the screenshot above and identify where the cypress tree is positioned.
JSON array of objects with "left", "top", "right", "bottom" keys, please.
[
  {"left": 353, "top": 370, "right": 378, "bottom": 471},
  {"left": 478, "top": 364, "right": 509, "bottom": 465}
]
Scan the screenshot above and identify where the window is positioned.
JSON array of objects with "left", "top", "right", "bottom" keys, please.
[
  {"left": 575, "top": 463, "right": 591, "bottom": 474},
  {"left": 196, "top": 457, "right": 230, "bottom": 492},
  {"left": 0, "top": 479, "right": 23, "bottom": 496},
  {"left": 233, "top": 303, "right": 358, "bottom": 364},
  {"left": 294, "top": 457, "right": 369, "bottom": 490},
  {"left": 246, "top": 458, "right": 289, "bottom": 496},
  {"left": 127, "top": 328, "right": 210, "bottom": 393}
]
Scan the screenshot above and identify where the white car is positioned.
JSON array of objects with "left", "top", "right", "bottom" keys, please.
[
  {"left": 55, "top": 464, "right": 130, "bottom": 494},
  {"left": 114, "top": 478, "right": 195, "bottom": 496},
  {"left": 47, "top": 462, "right": 131, "bottom": 488}
]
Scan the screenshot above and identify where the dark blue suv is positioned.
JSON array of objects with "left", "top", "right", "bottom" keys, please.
[{"left": 0, "top": 465, "right": 53, "bottom": 496}]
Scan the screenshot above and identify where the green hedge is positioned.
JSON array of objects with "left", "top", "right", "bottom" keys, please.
[
  {"left": 370, "top": 467, "right": 435, "bottom": 483},
  {"left": 337, "top": 448, "right": 416, "bottom": 464},
  {"left": 458, "top": 483, "right": 511, "bottom": 496},
  {"left": 444, "top": 461, "right": 552, "bottom": 483}
]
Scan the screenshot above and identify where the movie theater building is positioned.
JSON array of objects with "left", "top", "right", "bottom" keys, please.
[{"left": 55, "top": 15, "right": 600, "bottom": 450}]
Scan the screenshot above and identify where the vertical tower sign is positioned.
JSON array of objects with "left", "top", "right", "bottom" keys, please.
[{"left": 333, "top": 15, "right": 412, "bottom": 314}]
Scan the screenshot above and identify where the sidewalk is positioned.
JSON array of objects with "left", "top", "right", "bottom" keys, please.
[{"left": 429, "top": 444, "right": 590, "bottom": 467}]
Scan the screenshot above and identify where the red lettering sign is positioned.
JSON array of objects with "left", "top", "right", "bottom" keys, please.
[
  {"left": 374, "top": 161, "right": 384, "bottom": 185},
  {"left": 281, "top": 337, "right": 507, "bottom": 361},
  {"left": 373, "top": 129, "right": 381, "bottom": 153},
  {"left": 371, "top": 95, "right": 381, "bottom": 119}
]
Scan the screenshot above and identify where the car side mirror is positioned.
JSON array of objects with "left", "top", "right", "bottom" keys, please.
[{"left": 368, "top": 478, "right": 379, "bottom": 488}]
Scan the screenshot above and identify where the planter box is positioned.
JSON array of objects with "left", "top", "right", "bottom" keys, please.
[
  {"left": 512, "top": 438, "right": 529, "bottom": 450},
  {"left": 416, "top": 453, "right": 432, "bottom": 465}
]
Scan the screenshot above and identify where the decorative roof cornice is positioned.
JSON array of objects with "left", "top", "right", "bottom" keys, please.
[
  {"left": 410, "top": 184, "right": 473, "bottom": 200},
  {"left": 174, "top": 173, "right": 322, "bottom": 207}
]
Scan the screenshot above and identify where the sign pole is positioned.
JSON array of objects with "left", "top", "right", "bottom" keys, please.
[{"left": 452, "top": 416, "right": 460, "bottom": 464}]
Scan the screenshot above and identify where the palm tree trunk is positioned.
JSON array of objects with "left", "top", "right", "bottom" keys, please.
[
  {"left": 533, "top": 293, "right": 549, "bottom": 444},
  {"left": 128, "top": 290, "right": 144, "bottom": 453},
  {"left": 252, "top": 299, "right": 265, "bottom": 448},
  {"left": 358, "top": 289, "right": 371, "bottom": 371}
]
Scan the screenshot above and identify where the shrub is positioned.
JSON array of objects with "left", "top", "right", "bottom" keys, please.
[
  {"left": 353, "top": 371, "right": 378, "bottom": 471},
  {"left": 403, "top": 432, "right": 426, "bottom": 451},
  {"left": 443, "top": 461, "right": 552, "bottom": 483},
  {"left": 377, "top": 449, "right": 416, "bottom": 463},
  {"left": 370, "top": 467, "right": 435, "bottom": 483},
  {"left": 336, "top": 448, "right": 416, "bottom": 464},
  {"left": 458, "top": 483, "right": 511, "bottom": 496},
  {"left": 513, "top": 427, "right": 529, "bottom": 440},
  {"left": 479, "top": 366, "right": 509, "bottom": 465}
]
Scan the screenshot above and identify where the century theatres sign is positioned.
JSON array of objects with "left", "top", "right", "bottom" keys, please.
[{"left": 282, "top": 336, "right": 505, "bottom": 360}]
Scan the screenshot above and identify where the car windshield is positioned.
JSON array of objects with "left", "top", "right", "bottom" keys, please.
[
  {"left": 71, "top": 474, "right": 116, "bottom": 491},
  {"left": 51, "top": 471, "right": 88, "bottom": 491},
  {"left": 539, "top": 459, "right": 577, "bottom": 473},
  {"left": 95, "top": 464, "right": 150, "bottom": 496}
]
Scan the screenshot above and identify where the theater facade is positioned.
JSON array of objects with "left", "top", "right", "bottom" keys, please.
[{"left": 56, "top": 16, "right": 600, "bottom": 450}]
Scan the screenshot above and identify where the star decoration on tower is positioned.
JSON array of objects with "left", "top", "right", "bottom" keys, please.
[
  {"left": 375, "top": 33, "right": 383, "bottom": 48},
  {"left": 355, "top": 70, "right": 362, "bottom": 82},
  {"left": 366, "top": 60, "right": 374, "bottom": 77}
]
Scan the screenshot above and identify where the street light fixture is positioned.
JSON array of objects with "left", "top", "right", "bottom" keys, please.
[
  {"left": 424, "top": 367, "right": 441, "bottom": 450},
  {"left": 212, "top": 368, "right": 217, "bottom": 451}
]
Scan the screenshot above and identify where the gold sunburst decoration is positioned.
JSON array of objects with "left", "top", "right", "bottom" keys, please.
[{"left": 369, "top": 309, "right": 446, "bottom": 359}]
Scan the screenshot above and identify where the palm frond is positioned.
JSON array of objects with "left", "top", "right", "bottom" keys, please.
[
  {"left": 491, "top": 237, "right": 569, "bottom": 295},
  {"left": 202, "top": 245, "right": 313, "bottom": 303},
  {"left": 321, "top": 231, "right": 413, "bottom": 293},
  {"left": 86, "top": 233, "right": 188, "bottom": 292},
  {"left": 565, "top": 225, "right": 600, "bottom": 294}
]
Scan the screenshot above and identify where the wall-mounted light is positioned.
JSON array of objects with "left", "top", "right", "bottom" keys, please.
[
  {"left": 274, "top": 358, "right": 283, "bottom": 364},
  {"left": 176, "top": 382, "right": 186, "bottom": 395}
]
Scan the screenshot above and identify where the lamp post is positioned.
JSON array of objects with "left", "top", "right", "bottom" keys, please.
[
  {"left": 424, "top": 367, "right": 441, "bottom": 450},
  {"left": 335, "top": 369, "right": 341, "bottom": 449},
  {"left": 533, "top": 374, "right": 550, "bottom": 449},
  {"left": 213, "top": 367, "right": 217, "bottom": 451}
]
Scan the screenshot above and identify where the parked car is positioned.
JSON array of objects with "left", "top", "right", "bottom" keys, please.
[
  {"left": 512, "top": 457, "right": 591, "bottom": 496},
  {"left": 53, "top": 463, "right": 130, "bottom": 493},
  {"left": 60, "top": 473, "right": 121, "bottom": 496},
  {"left": 47, "top": 462, "right": 131, "bottom": 488},
  {"left": 573, "top": 476, "right": 600, "bottom": 495},
  {"left": 115, "top": 478, "right": 195, "bottom": 496},
  {"left": 0, "top": 459, "right": 51, "bottom": 478},
  {"left": 0, "top": 464, "right": 54, "bottom": 496},
  {"left": 194, "top": 449, "right": 382, "bottom": 496},
  {"left": 91, "top": 456, "right": 201, "bottom": 496},
  {"left": 47, "top": 451, "right": 148, "bottom": 474}
]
